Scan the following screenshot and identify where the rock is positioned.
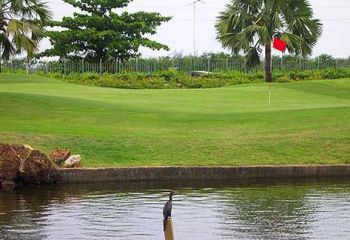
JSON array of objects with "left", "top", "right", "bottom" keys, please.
[
  {"left": 64, "top": 155, "right": 81, "bottom": 168},
  {"left": 50, "top": 149, "right": 70, "bottom": 166},
  {"left": 23, "top": 144, "right": 34, "bottom": 151},
  {"left": 20, "top": 150, "right": 57, "bottom": 185},
  {"left": 0, "top": 143, "right": 21, "bottom": 183},
  {"left": 1, "top": 180, "right": 16, "bottom": 191}
]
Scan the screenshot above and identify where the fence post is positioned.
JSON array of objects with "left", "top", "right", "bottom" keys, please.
[
  {"left": 99, "top": 59, "right": 103, "bottom": 74},
  {"left": 135, "top": 58, "right": 139, "bottom": 72},
  {"left": 191, "top": 57, "right": 194, "bottom": 72},
  {"left": 207, "top": 57, "right": 211, "bottom": 72},
  {"left": 280, "top": 58, "right": 283, "bottom": 70},
  {"left": 64, "top": 60, "right": 67, "bottom": 74},
  {"left": 26, "top": 58, "right": 29, "bottom": 75}
]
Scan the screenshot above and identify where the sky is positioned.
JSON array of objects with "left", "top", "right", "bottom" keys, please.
[{"left": 43, "top": 0, "right": 350, "bottom": 58}]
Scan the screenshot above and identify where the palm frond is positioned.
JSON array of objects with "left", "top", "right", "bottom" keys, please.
[
  {"left": 245, "top": 46, "right": 261, "bottom": 68},
  {"left": 216, "top": 0, "right": 322, "bottom": 57},
  {"left": 0, "top": 0, "right": 50, "bottom": 60},
  {"left": 0, "top": 33, "right": 15, "bottom": 60}
]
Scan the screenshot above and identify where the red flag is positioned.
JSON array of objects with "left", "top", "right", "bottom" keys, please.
[{"left": 273, "top": 38, "right": 287, "bottom": 52}]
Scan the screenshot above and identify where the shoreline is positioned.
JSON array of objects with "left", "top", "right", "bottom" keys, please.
[{"left": 57, "top": 164, "right": 350, "bottom": 183}]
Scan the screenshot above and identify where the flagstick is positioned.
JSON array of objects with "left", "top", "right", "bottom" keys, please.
[
  {"left": 269, "top": 40, "right": 273, "bottom": 105},
  {"left": 269, "top": 82, "right": 272, "bottom": 105},
  {"left": 270, "top": 37, "right": 286, "bottom": 105}
]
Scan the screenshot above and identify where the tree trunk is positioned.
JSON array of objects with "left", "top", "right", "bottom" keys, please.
[{"left": 265, "top": 43, "right": 272, "bottom": 82}]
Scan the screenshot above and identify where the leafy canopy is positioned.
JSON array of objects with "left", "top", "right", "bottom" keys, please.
[
  {"left": 42, "top": 0, "right": 171, "bottom": 61},
  {"left": 0, "top": 0, "right": 51, "bottom": 60},
  {"left": 216, "top": 0, "right": 322, "bottom": 67}
]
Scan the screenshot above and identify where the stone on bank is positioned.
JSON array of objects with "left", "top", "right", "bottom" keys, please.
[{"left": 0, "top": 143, "right": 58, "bottom": 190}]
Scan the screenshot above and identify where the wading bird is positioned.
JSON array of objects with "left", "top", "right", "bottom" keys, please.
[{"left": 163, "top": 191, "right": 175, "bottom": 231}]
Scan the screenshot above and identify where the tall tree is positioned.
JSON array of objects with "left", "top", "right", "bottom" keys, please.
[
  {"left": 42, "top": 0, "right": 171, "bottom": 62},
  {"left": 216, "top": 0, "right": 322, "bottom": 82},
  {"left": 0, "top": 0, "right": 51, "bottom": 72}
]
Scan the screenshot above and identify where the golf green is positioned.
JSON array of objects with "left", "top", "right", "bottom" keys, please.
[{"left": 0, "top": 73, "right": 349, "bottom": 167}]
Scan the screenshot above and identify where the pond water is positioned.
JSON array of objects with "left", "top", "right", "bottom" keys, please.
[{"left": 1, "top": 178, "right": 350, "bottom": 240}]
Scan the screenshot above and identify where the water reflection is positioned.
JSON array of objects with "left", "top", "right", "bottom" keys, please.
[
  {"left": 1, "top": 178, "right": 350, "bottom": 240},
  {"left": 215, "top": 186, "right": 313, "bottom": 239}
]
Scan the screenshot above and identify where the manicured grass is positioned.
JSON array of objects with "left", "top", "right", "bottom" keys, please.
[{"left": 0, "top": 73, "right": 349, "bottom": 167}]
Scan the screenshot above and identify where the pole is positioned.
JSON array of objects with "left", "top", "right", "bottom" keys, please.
[
  {"left": 193, "top": 1, "right": 196, "bottom": 56},
  {"left": 26, "top": 57, "right": 29, "bottom": 75},
  {"left": 136, "top": 58, "right": 138, "bottom": 72},
  {"left": 269, "top": 82, "right": 272, "bottom": 105},
  {"left": 207, "top": 57, "right": 210, "bottom": 72},
  {"left": 280, "top": 58, "right": 283, "bottom": 70},
  {"left": 269, "top": 41, "right": 273, "bottom": 104},
  {"left": 164, "top": 219, "right": 175, "bottom": 240},
  {"left": 0, "top": 46, "right": 2, "bottom": 73}
]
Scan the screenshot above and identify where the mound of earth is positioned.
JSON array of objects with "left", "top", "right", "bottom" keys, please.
[
  {"left": 0, "top": 143, "right": 57, "bottom": 190},
  {"left": 0, "top": 144, "right": 22, "bottom": 182},
  {"left": 20, "top": 150, "right": 57, "bottom": 185}
]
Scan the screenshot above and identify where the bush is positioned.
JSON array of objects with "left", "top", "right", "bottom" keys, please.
[{"left": 38, "top": 68, "right": 350, "bottom": 89}]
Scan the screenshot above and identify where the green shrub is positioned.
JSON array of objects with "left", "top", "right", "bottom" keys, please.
[
  {"left": 276, "top": 75, "right": 292, "bottom": 83},
  {"left": 37, "top": 68, "right": 350, "bottom": 89}
]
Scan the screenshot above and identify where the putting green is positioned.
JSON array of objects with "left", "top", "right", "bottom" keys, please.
[{"left": 0, "top": 73, "right": 349, "bottom": 167}]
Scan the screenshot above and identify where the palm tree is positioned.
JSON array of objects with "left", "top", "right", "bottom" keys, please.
[
  {"left": 0, "top": 0, "right": 51, "bottom": 73},
  {"left": 216, "top": 0, "right": 322, "bottom": 82}
]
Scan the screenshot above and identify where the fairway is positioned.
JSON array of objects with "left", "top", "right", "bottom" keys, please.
[{"left": 0, "top": 73, "right": 349, "bottom": 167}]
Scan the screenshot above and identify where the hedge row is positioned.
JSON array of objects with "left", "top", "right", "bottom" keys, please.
[{"left": 38, "top": 68, "right": 350, "bottom": 89}]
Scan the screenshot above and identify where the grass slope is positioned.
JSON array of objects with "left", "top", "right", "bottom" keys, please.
[{"left": 0, "top": 73, "right": 349, "bottom": 167}]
